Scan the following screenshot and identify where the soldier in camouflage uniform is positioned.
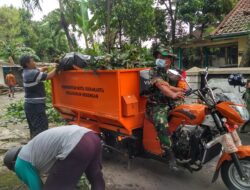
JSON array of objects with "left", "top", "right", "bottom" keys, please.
[
  {"left": 242, "top": 80, "right": 250, "bottom": 132},
  {"left": 244, "top": 80, "right": 250, "bottom": 113},
  {"left": 146, "top": 47, "right": 184, "bottom": 152}
]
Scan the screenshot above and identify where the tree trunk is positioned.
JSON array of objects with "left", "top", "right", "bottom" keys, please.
[
  {"left": 200, "top": 23, "right": 205, "bottom": 38},
  {"left": 58, "top": 0, "right": 74, "bottom": 51},
  {"left": 166, "top": 0, "right": 177, "bottom": 44},
  {"left": 189, "top": 23, "right": 194, "bottom": 38},
  {"left": 83, "top": 33, "right": 89, "bottom": 49},
  {"left": 200, "top": 47, "right": 204, "bottom": 67},
  {"left": 106, "top": 0, "right": 112, "bottom": 53},
  {"left": 171, "top": 19, "right": 176, "bottom": 44},
  {"left": 113, "top": 30, "right": 118, "bottom": 48},
  {"left": 89, "top": 35, "right": 94, "bottom": 49},
  {"left": 118, "top": 20, "right": 122, "bottom": 48}
]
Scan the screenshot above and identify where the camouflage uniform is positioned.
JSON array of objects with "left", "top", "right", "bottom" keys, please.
[
  {"left": 244, "top": 89, "right": 250, "bottom": 113},
  {"left": 146, "top": 67, "right": 176, "bottom": 148},
  {"left": 242, "top": 89, "right": 250, "bottom": 132}
]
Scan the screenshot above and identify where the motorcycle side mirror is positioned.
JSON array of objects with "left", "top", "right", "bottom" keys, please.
[
  {"left": 168, "top": 69, "right": 192, "bottom": 90},
  {"left": 168, "top": 69, "right": 180, "bottom": 76},
  {"left": 167, "top": 69, "right": 182, "bottom": 81}
]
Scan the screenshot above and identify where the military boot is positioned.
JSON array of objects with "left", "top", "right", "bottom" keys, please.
[{"left": 162, "top": 146, "right": 179, "bottom": 172}]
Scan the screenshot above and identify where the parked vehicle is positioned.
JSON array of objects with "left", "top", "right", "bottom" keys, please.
[
  {"left": 52, "top": 68, "right": 250, "bottom": 190},
  {"left": 227, "top": 73, "right": 250, "bottom": 133}
]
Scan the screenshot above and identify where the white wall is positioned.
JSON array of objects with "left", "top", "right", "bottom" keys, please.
[{"left": 0, "top": 67, "right": 5, "bottom": 86}]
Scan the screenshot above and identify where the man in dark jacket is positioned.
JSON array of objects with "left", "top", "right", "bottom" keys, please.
[{"left": 20, "top": 55, "right": 57, "bottom": 138}]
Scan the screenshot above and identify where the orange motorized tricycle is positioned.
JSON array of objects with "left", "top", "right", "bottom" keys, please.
[{"left": 52, "top": 67, "right": 250, "bottom": 190}]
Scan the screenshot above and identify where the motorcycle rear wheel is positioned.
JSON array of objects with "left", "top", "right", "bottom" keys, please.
[{"left": 221, "top": 157, "right": 250, "bottom": 190}]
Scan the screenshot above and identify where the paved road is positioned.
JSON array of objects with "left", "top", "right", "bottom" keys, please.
[
  {"left": 103, "top": 133, "right": 250, "bottom": 190},
  {"left": 103, "top": 154, "right": 226, "bottom": 190}
]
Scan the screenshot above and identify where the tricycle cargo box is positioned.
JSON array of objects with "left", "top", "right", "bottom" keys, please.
[{"left": 52, "top": 68, "right": 148, "bottom": 135}]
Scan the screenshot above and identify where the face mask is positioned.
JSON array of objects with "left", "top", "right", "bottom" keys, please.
[{"left": 155, "top": 59, "right": 166, "bottom": 68}]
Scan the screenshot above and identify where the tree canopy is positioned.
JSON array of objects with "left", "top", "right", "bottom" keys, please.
[{"left": 0, "top": 0, "right": 239, "bottom": 63}]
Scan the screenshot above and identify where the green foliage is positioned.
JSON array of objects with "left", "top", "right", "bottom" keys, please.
[
  {"left": 74, "top": 0, "right": 93, "bottom": 48},
  {"left": 178, "top": 0, "right": 238, "bottom": 37},
  {"left": 76, "top": 176, "right": 91, "bottom": 190},
  {"left": 19, "top": 8, "right": 38, "bottom": 48},
  {"left": 114, "top": 0, "right": 155, "bottom": 43},
  {"left": 0, "top": 6, "right": 40, "bottom": 62},
  {"left": 79, "top": 44, "right": 154, "bottom": 70},
  {"left": 23, "top": 0, "right": 79, "bottom": 51},
  {"left": 44, "top": 80, "right": 64, "bottom": 123},
  {"left": 83, "top": 43, "right": 105, "bottom": 56},
  {"left": 0, "top": 41, "right": 39, "bottom": 63},
  {"left": 0, "top": 171, "right": 26, "bottom": 190},
  {"left": 89, "top": 0, "right": 155, "bottom": 49},
  {"left": 154, "top": 8, "right": 169, "bottom": 45},
  {"left": 0, "top": 3, "right": 71, "bottom": 62},
  {"left": 0, "top": 6, "right": 22, "bottom": 42},
  {"left": 22, "top": 0, "right": 42, "bottom": 11},
  {"left": 32, "top": 10, "right": 70, "bottom": 62},
  {"left": 178, "top": 0, "right": 203, "bottom": 27},
  {"left": 14, "top": 46, "right": 40, "bottom": 62},
  {"left": 0, "top": 0, "right": 241, "bottom": 65},
  {"left": 4, "top": 81, "right": 64, "bottom": 125},
  {"left": 5, "top": 100, "right": 26, "bottom": 123}
]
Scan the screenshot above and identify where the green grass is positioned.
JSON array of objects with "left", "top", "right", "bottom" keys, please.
[
  {"left": 0, "top": 170, "right": 27, "bottom": 190},
  {"left": 0, "top": 170, "right": 90, "bottom": 190}
]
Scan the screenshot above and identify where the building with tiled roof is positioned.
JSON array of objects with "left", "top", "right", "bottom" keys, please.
[
  {"left": 174, "top": 0, "right": 250, "bottom": 69},
  {"left": 212, "top": 0, "right": 250, "bottom": 37},
  {"left": 210, "top": 0, "right": 250, "bottom": 67}
]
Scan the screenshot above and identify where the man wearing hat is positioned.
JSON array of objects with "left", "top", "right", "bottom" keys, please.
[{"left": 146, "top": 47, "right": 184, "bottom": 166}]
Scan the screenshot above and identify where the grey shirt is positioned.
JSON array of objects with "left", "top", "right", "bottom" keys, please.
[{"left": 18, "top": 125, "right": 91, "bottom": 174}]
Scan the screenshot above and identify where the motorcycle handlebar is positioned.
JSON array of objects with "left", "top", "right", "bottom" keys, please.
[
  {"left": 184, "top": 68, "right": 217, "bottom": 107},
  {"left": 186, "top": 87, "right": 216, "bottom": 107},
  {"left": 185, "top": 88, "right": 199, "bottom": 96}
]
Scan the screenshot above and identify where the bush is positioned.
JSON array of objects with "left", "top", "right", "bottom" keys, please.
[
  {"left": 44, "top": 80, "right": 64, "bottom": 123},
  {"left": 0, "top": 41, "right": 40, "bottom": 64},
  {"left": 3, "top": 80, "right": 64, "bottom": 125},
  {"left": 3, "top": 100, "right": 26, "bottom": 125},
  {"left": 66, "top": 44, "right": 155, "bottom": 70}
]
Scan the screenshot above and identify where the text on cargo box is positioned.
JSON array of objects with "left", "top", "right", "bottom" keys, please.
[{"left": 61, "top": 85, "right": 104, "bottom": 99}]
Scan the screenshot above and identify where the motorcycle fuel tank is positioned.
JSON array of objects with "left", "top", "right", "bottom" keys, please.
[{"left": 168, "top": 104, "right": 207, "bottom": 134}]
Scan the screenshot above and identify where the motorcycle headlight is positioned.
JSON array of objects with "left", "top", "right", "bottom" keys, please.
[{"left": 230, "top": 105, "right": 249, "bottom": 121}]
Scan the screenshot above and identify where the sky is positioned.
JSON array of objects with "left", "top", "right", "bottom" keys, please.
[{"left": 0, "top": 0, "right": 59, "bottom": 21}]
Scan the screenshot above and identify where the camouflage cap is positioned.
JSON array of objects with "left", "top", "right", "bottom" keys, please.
[{"left": 154, "top": 46, "right": 177, "bottom": 58}]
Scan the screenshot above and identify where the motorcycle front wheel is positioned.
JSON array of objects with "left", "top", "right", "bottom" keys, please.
[{"left": 221, "top": 157, "right": 250, "bottom": 190}]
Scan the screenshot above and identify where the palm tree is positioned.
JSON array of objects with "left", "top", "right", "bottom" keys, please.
[
  {"left": 74, "top": 0, "right": 93, "bottom": 49},
  {"left": 22, "top": 0, "right": 77, "bottom": 51}
]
